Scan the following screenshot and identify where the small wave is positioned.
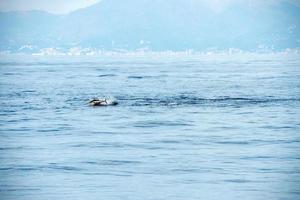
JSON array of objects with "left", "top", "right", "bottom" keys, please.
[
  {"left": 133, "top": 120, "right": 192, "bottom": 128},
  {"left": 85, "top": 160, "right": 141, "bottom": 166},
  {"left": 116, "top": 95, "right": 299, "bottom": 107},
  {"left": 0, "top": 164, "right": 83, "bottom": 172},
  {"left": 2, "top": 72, "right": 22, "bottom": 76},
  {"left": 98, "top": 74, "right": 117, "bottom": 77},
  {"left": 21, "top": 90, "right": 36, "bottom": 93},
  {"left": 127, "top": 75, "right": 155, "bottom": 79},
  {"left": 127, "top": 75, "right": 144, "bottom": 79},
  {"left": 223, "top": 179, "right": 252, "bottom": 183}
]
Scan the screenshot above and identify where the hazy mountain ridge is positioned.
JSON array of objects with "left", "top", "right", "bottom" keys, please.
[{"left": 0, "top": 0, "right": 299, "bottom": 52}]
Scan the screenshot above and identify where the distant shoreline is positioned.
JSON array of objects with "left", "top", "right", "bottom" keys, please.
[{"left": 1, "top": 48, "right": 300, "bottom": 57}]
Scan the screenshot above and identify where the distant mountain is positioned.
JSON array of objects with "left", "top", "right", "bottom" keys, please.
[{"left": 0, "top": 0, "right": 300, "bottom": 51}]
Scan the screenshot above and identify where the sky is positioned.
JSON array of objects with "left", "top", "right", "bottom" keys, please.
[
  {"left": 0, "top": 0, "right": 299, "bottom": 14},
  {"left": 0, "top": 0, "right": 101, "bottom": 14}
]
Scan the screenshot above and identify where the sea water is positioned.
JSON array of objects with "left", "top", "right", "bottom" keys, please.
[{"left": 0, "top": 53, "right": 299, "bottom": 200}]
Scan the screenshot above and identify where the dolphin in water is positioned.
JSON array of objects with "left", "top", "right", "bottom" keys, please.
[{"left": 89, "top": 98, "right": 118, "bottom": 106}]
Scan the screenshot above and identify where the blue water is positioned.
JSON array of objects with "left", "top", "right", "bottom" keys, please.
[{"left": 0, "top": 54, "right": 300, "bottom": 200}]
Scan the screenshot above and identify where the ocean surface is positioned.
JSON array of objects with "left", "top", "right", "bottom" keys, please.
[{"left": 0, "top": 53, "right": 300, "bottom": 200}]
